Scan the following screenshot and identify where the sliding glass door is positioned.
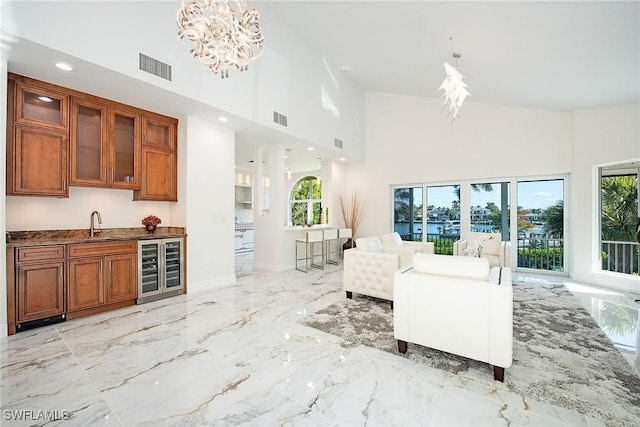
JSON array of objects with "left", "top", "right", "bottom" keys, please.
[
  {"left": 469, "top": 182, "right": 510, "bottom": 241},
  {"left": 516, "top": 179, "right": 565, "bottom": 272},
  {"left": 599, "top": 163, "right": 638, "bottom": 276},
  {"left": 426, "top": 185, "right": 460, "bottom": 254},
  {"left": 392, "top": 175, "right": 569, "bottom": 273},
  {"left": 393, "top": 187, "right": 423, "bottom": 241}
]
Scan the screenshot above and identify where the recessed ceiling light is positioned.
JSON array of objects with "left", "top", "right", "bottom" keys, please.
[
  {"left": 55, "top": 62, "right": 73, "bottom": 71},
  {"left": 218, "top": 116, "right": 228, "bottom": 122},
  {"left": 340, "top": 157, "right": 346, "bottom": 161},
  {"left": 307, "top": 147, "right": 314, "bottom": 151},
  {"left": 38, "top": 96, "right": 53, "bottom": 103}
]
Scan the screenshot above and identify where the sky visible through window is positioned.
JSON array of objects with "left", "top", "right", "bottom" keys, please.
[{"left": 425, "top": 181, "right": 563, "bottom": 211}]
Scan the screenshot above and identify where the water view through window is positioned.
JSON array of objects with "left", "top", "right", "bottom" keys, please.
[
  {"left": 392, "top": 178, "right": 567, "bottom": 270},
  {"left": 516, "top": 179, "right": 564, "bottom": 272}
]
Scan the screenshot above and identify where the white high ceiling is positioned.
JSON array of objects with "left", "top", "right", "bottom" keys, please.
[
  {"left": 246, "top": 0, "right": 640, "bottom": 171},
  {"left": 264, "top": 0, "right": 640, "bottom": 111},
  {"left": 3, "top": 1, "right": 639, "bottom": 173}
]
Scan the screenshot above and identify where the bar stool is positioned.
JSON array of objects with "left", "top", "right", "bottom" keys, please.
[
  {"left": 338, "top": 228, "right": 353, "bottom": 259},
  {"left": 295, "top": 230, "right": 325, "bottom": 272},
  {"left": 323, "top": 229, "right": 339, "bottom": 265}
]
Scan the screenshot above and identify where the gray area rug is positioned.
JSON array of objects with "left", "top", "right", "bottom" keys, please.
[{"left": 301, "top": 279, "right": 640, "bottom": 426}]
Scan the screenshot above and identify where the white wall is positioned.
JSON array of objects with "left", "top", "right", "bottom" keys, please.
[
  {"left": 183, "top": 116, "right": 236, "bottom": 292},
  {"left": 571, "top": 104, "right": 640, "bottom": 293},
  {"left": 348, "top": 92, "right": 573, "bottom": 240},
  {"left": 253, "top": 144, "right": 290, "bottom": 271},
  {"left": 2, "top": 1, "right": 365, "bottom": 162},
  {"left": 1, "top": 58, "right": 8, "bottom": 337},
  {"left": 6, "top": 187, "right": 174, "bottom": 231}
]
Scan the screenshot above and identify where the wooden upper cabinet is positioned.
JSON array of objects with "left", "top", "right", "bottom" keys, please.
[
  {"left": 12, "top": 125, "right": 68, "bottom": 197},
  {"left": 143, "top": 114, "right": 176, "bottom": 150},
  {"left": 71, "top": 100, "right": 141, "bottom": 189},
  {"left": 110, "top": 107, "right": 141, "bottom": 189},
  {"left": 7, "top": 76, "right": 69, "bottom": 197},
  {"left": 15, "top": 82, "right": 69, "bottom": 131},
  {"left": 70, "top": 98, "right": 108, "bottom": 186},
  {"left": 134, "top": 148, "right": 177, "bottom": 201},
  {"left": 134, "top": 112, "right": 178, "bottom": 201},
  {"left": 7, "top": 74, "right": 174, "bottom": 198}
]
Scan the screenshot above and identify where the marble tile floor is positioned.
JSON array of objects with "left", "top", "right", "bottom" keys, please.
[{"left": 1, "top": 264, "right": 638, "bottom": 426}]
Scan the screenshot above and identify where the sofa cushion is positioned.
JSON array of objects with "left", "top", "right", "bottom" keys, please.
[
  {"left": 381, "top": 232, "right": 404, "bottom": 246},
  {"left": 480, "top": 236, "right": 501, "bottom": 255},
  {"left": 413, "top": 253, "right": 490, "bottom": 281},
  {"left": 356, "top": 236, "right": 382, "bottom": 253}
]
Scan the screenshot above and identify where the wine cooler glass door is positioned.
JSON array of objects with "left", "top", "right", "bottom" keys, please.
[
  {"left": 139, "top": 241, "right": 161, "bottom": 297},
  {"left": 164, "top": 239, "right": 182, "bottom": 290}
]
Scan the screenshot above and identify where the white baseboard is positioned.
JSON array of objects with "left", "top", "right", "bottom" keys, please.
[{"left": 0, "top": 323, "right": 8, "bottom": 338}]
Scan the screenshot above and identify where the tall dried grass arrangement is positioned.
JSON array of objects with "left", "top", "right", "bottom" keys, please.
[{"left": 339, "top": 192, "right": 372, "bottom": 239}]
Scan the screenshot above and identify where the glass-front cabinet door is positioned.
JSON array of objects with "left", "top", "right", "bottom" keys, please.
[
  {"left": 15, "top": 83, "right": 69, "bottom": 131},
  {"left": 110, "top": 108, "right": 141, "bottom": 189},
  {"left": 142, "top": 114, "right": 176, "bottom": 150},
  {"left": 71, "top": 99, "right": 107, "bottom": 186},
  {"left": 71, "top": 100, "right": 141, "bottom": 189},
  {"left": 164, "top": 239, "right": 183, "bottom": 290},
  {"left": 138, "top": 241, "right": 161, "bottom": 298}
]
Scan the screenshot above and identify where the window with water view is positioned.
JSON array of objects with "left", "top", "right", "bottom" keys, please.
[
  {"left": 600, "top": 163, "right": 638, "bottom": 277},
  {"left": 393, "top": 177, "right": 567, "bottom": 272}
]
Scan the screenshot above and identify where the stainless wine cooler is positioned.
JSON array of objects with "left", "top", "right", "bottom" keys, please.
[{"left": 137, "top": 238, "right": 184, "bottom": 304}]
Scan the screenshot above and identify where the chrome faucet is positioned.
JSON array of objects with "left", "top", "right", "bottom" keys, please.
[{"left": 90, "top": 211, "right": 102, "bottom": 237}]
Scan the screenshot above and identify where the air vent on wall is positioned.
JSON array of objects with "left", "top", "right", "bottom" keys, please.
[
  {"left": 273, "top": 111, "right": 288, "bottom": 127},
  {"left": 139, "top": 53, "right": 172, "bottom": 81},
  {"left": 334, "top": 138, "right": 344, "bottom": 149}
]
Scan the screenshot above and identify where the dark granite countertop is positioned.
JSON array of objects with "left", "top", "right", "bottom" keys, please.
[{"left": 7, "top": 227, "right": 186, "bottom": 248}]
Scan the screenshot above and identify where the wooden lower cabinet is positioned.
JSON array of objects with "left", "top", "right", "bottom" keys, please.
[
  {"left": 13, "top": 245, "right": 66, "bottom": 331},
  {"left": 67, "top": 257, "right": 104, "bottom": 311},
  {"left": 105, "top": 253, "right": 137, "bottom": 303},
  {"left": 67, "top": 241, "right": 137, "bottom": 314},
  {"left": 8, "top": 240, "right": 143, "bottom": 334},
  {"left": 17, "top": 261, "right": 64, "bottom": 323}
]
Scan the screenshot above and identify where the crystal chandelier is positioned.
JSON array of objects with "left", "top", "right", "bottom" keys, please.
[
  {"left": 176, "top": 0, "right": 264, "bottom": 78},
  {"left": 438, "top": 52, "right": 470, "bottom": 120}
]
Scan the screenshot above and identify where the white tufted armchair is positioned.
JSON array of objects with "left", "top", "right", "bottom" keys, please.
[
  {"left": 343, "top": 235, "right": 434, "bottom": 307},
  {"left": 453, "top": 232, "right": 511, "bottom": 268},
  {"left": 394, "top": 253, "right": 513, "bottom": 382}
]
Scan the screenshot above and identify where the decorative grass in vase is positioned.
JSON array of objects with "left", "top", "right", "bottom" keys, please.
[{"left": 339, "top": 191, "right": 372, "bottom": 248}]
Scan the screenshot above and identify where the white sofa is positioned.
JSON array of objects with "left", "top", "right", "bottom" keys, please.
[
  {"left": 343, "top": 234, "right": 434, "bottom": 306},
  {"left": 453, "top": 231, "right": 511, "bottom": 268},
  {"left": 393, "top": 253, "right": 513, "bottom": 381}
]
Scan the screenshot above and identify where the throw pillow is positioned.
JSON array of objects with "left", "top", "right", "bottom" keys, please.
[
  {"left": 481, "top": 236, "right": 501, "bottom": 255},
  {"left": 380, "top": 232, "right": 403, "bottom": 246},
  {"left": 356, "top": 236, "right": 382, "bottom": 253}
]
